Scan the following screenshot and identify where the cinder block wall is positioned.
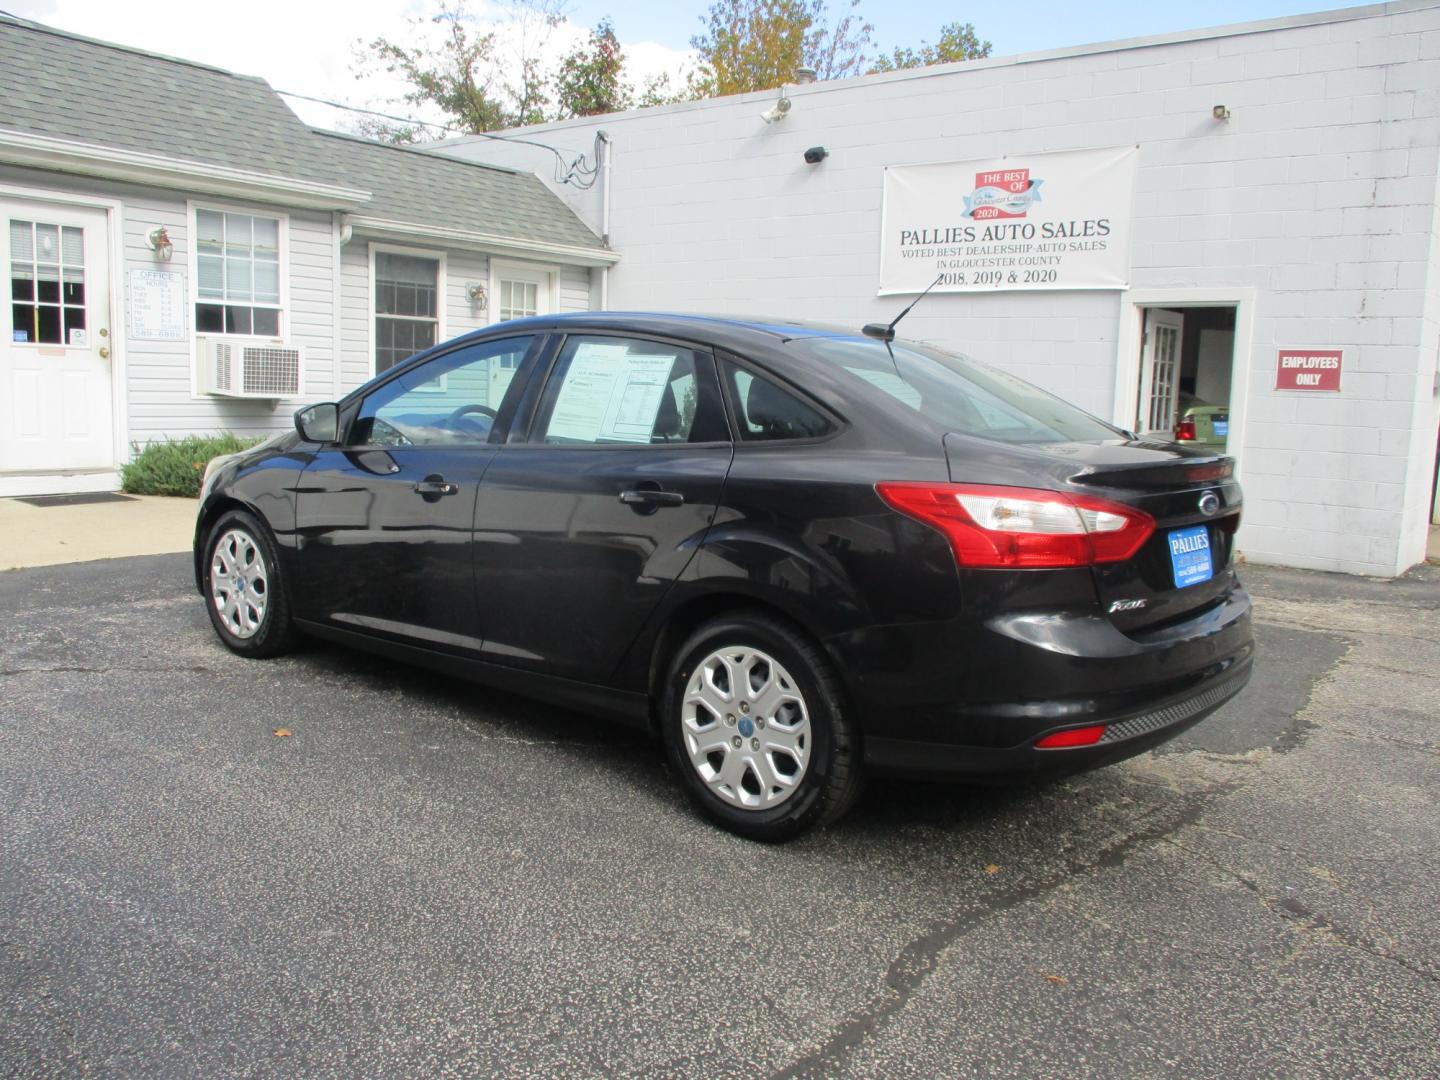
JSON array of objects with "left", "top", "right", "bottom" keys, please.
[{"left": 439, "top": 1, "right": 1440, "bottom": 576}]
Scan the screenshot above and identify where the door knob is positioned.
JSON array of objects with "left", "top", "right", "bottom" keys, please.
[
  {"left": 414, "top": 476, "right": 458, "bottom": 496},
  {"left": 619, "top": 487, "right": 685, "bottom": 509},
  {"left": 98, "top": 346, "right": 110, "bottom": 359}
]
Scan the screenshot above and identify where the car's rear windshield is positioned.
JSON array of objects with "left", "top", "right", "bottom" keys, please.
[{"left": 792, "top": 337, "right": 1122, "bottom": 444}]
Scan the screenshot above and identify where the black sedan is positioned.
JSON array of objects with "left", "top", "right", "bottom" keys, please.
[{"left": 195, "top": 313, "right": 1253, "bottom": 840}]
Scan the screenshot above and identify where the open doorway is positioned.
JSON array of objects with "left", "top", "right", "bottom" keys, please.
[{"left": 1137, "top": 306, "right": 1237, "bottom": 451}]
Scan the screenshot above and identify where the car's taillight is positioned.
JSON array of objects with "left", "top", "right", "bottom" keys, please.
[
  {"left": 875, "top": 482, "right": 1155, "bottom": 569},
  {"left": 1175, "top": 418, "right": 1197, "bottom": 441}
]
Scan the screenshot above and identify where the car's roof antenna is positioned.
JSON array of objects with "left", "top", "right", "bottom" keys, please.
[{"left": 862, "top": 273, "right": 945, "bottom": 343}]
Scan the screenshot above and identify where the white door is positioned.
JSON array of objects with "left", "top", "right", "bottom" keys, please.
[
  {"left": 1137, "top": 308, "right": 1184, "bottom": 438},
  {"left": 1, "top": 200, "right": 114, "bottom": 475},
  {"left": 489, "top": 262, "right": 555, "bottom": 402}
]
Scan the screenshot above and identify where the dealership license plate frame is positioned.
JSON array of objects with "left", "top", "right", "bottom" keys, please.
[{"left": 1168, "top": 525, "right": 1214, "bottom": 588}]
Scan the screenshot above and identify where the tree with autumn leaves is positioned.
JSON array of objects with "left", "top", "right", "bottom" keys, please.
[{"left": 355, "top": 0, "right": 990, "bottom": 141}]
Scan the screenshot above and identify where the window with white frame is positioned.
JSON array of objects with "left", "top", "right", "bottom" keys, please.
[
  {"left": 375, "top": 251, "right": 441, "bottom": 374},
  {"left": 497, "top": 278, "right": 540, "bottom": 321},
  {"left": 195, "top": 209, "right": 282, "bottom": 336}
]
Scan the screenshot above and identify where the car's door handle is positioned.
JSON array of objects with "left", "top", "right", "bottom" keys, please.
[
  {"left": 414, "top": 477, "right": 459, "bottom": 496},
  {"left": 619, "top": 488, "right": 685, "bottom": 508}
]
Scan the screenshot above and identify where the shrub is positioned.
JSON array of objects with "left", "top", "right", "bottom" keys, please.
[{"left": 120, "top": 434, "right": 263, "bottom": 498}]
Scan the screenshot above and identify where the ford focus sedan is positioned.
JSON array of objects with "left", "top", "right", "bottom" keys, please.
[{"left": 195, "top": 313, "right": 1253, "bottom": 840}]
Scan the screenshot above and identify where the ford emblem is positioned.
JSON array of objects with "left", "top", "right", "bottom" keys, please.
[{"left": 1198, "top": 490, "right": 1221, "bottom": 516}]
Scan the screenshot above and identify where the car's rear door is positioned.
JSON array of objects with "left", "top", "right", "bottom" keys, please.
[
  {"left": 292, "top": 334, "right": 540, "bottom": 653},
  {"left": 471, "top": 332, "right": 733, "bottom": 683}
]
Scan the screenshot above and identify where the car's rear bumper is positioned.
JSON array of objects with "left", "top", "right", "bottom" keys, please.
[
  {"left": 864, "top": 652, "right": 1251, "bottom": 780},
  {"left": 844, "top": 578, "right": 1255, "bottom": 781}
]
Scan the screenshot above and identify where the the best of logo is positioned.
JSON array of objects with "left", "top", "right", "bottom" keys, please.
[{"left": 963, "top": 168, "right": 1044, "bottom": 221}]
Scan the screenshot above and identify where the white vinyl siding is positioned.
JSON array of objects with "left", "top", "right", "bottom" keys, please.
[
  {"left": 559, "top": 265, "right": 591, "bottom": 313},
  {"left": 0, "top": 162, "right": 597, "bottom": 451}
]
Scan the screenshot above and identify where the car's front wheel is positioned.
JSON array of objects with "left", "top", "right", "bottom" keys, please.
[
  {"left": 203, "top": 509, "right": 296, "bottom": 658},
  {"left": 662, "top": 612, "right": 864, "bottom": 840}
]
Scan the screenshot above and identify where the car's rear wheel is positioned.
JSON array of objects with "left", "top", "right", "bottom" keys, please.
[
  {"left": 662, "top": 612, "right": 864, "bottom": 840},
  {"left": 203, "top": 509, "right": 296, "bottom": 658}
]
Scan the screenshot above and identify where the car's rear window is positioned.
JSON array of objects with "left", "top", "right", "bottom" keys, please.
[{"left": 793, "top": 338, "right": 1122, "bottom": 444}]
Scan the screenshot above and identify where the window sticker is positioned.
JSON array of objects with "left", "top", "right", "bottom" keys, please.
[
  {"left": 12, "top": 330, "right": 27, "bottom": 343},
  {"left": 548, "top": 343, "right": 676, "bottom": 443},
  {"left": 68, "top": 328, "right": 87, "bottom": 346}
]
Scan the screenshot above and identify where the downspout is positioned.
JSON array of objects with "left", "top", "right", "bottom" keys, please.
[
  {"left": 598, "top": 130, "right": 612, "bottom": 311},
  {"left": 331, "top": 212, "right": 345, "bottom": 400}
]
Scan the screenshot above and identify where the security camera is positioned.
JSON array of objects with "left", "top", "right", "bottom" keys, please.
[
  {"left": 804, "top": 146, "right": 828, "bottom": 164},
  {"left": 759, "top": 98, "right": 791, "bottom": 124}
]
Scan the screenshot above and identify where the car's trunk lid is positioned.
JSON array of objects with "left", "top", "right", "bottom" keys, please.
[{"left": 943, "top": 433, "right": 1242, "bottom": 633}]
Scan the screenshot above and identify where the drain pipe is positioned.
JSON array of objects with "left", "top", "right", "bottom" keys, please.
[{"left": 598, "top": 130, "right": 612, "bottom": 311}]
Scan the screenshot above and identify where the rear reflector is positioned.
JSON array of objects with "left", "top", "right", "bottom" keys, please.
[
  {"left": 1035, "top": 725, "right": 1107, "bottom": 749},
  {"left": 875, "top": 482, "right": 1155, "bottom": 569}
]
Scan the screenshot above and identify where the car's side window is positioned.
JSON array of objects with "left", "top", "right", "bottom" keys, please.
[
  {"left": 722, "top": 360, "right": 835, "bottom": 442},
  {"left": 351, "top": 336, "right": 535, "bottom": 448},
  {"left": 532, "top": 336, "right": 725, "bottom": 446}
]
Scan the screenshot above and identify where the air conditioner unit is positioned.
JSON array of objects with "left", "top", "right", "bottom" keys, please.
[{"left": 196, "top": 335, "right": 302, "bottom": 398}]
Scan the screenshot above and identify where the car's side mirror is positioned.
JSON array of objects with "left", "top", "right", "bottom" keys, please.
[{"left": 295, "top": 402, "right": 339, "bottom": 444}]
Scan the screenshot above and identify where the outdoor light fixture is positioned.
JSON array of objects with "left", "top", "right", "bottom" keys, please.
[
  {"left": 147, "top": 226, "right": 173, "bottom": 262},
  {"left": 466, "top": 282, "right": 488, "bottom": 309},
  {"left": 760, "top": 93, "right": 792, "bottom": 124},
  {"left": 794, "top": 66, "right": 817, "bottom": 85},
  {"left": 1212, "top": 104, "right": 1231, "bottom": 121}
]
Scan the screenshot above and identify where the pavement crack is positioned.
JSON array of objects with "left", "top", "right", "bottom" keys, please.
[
  {"left": 769, "top": 786, "right": 1230, "bottom": 1079},
  {"left": 1161, "top": 837, "right": 1440, "bottom": 988},
  {"left": 1329, "top": 728, "right": 1440, "bottom": 758},
  {"left": 1346, "top": 659, "right": 1440, "bottom": 679},
  {"left": 1, "top": 665, "right": 214, "bottom": 677},
  {"left": 1188, "top": 823, "right": 1440, "bottom": 863}
]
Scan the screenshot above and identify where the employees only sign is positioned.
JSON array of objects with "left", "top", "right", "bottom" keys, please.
[
  {"left": 1276, "top": 349, "right": 1342, "bottom": 391},
  {"left": 878, "top": 145, "right": 1139, "bottom": 296}
]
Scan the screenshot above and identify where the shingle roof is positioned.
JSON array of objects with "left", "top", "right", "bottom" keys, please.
[
  {"left": 0, "top": 17, "right": 606, "bottom": 253},
  {"left": 314, "top": 133, "right": 605, "bottom": 250},
  {"left": 0, "top": 18, "right": 319, "bottom": 180}
]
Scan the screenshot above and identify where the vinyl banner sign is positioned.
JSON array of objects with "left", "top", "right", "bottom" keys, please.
[{"left": 879, "top": 146, "right": 1138, "bottom": 296}]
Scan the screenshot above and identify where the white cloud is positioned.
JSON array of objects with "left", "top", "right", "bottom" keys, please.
[{"left": 11, "top": 0, "right": 697, "bottom": 133}]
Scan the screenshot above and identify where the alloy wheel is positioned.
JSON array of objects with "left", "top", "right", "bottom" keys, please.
[
  {"left": 210, "top": 528, "right": 269, "bottom": 639},
  {"left": 681, "top": 646, "right": 811, "bottom": 810}
]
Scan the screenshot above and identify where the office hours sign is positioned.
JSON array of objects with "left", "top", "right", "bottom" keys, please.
[{"left": 878, "top": 145, "right": 1138, "bottom": 296}]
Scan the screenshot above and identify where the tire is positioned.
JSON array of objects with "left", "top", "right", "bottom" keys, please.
[
  {"left": 662, "top": 612, "right": 865, "bottom": 841},
  {"left": 202, "top": 509, "right": 297, "bottom": 658}
]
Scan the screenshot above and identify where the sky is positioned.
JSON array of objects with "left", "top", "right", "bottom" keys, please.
[{"left": 9, "top": 0, "right": 1378, "bottom": 133}]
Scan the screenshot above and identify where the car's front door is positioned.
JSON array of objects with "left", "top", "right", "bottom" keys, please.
[
  {"left": 472, "top": 333, "right": 733, "bottom": 683},
  {"left": 293, "top": 335, "right": 540, "bottom": 653}
]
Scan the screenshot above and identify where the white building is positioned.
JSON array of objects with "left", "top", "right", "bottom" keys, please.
[
  {"left": 438, "top": 0, "right": 1440, "bottom": 577},
  {"left": 0, "top": 17, "right": 613, "bottom": 498}
]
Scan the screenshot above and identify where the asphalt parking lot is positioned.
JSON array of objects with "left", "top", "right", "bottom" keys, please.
[{"left": 2, "top": 554, "right": 1437, "bottom": 1078}]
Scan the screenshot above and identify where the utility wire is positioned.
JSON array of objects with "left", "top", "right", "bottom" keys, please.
[{"left": 276, "top": 88, "right": 600, "bottom": 189}]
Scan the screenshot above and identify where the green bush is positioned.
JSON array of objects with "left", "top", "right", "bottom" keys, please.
[{"left": 120, "top": 434, "right": 263, "bottom": 498}]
